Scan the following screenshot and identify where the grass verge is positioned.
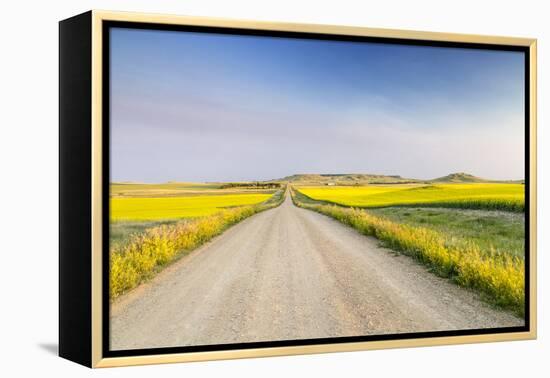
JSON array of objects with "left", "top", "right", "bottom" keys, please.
[
  {"left": 110, "top": 220, "right": 180, "bottom": 248},
  {"left": 292, "top": 189, "right": 524, "bottom": 316},
  {"left": 110, "top": 189, "right": 285, "bottom": 299},
  {"left": 369, "top": 207, "right": 525, "bottom": 258}
]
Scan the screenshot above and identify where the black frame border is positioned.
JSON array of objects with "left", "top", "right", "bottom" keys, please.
[
  {"left": 101, "top": 20, "right": 531, "bottom": 359},
  {"left": 59, "top": 11, "right": 93, "bottom": 367}
]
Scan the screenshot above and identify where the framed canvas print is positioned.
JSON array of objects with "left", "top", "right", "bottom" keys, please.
[{"left": 59, "top": 10, "right": 537, "bottom": 368}]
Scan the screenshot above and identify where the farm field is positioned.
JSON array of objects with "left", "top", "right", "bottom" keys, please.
[
  {"left": 292, "top": 184, "right": 525, "bottom": 315},
  {"left": 111, "top": 193, "right": 274, "bottom": 221},
  {"left": 112, "top": 189, "right": 522, "bottom": 350},
  {"left": 110, "top": 183, "right": 278, "bottom": 246},
  {"left": 109, "top": 183, "right": 284, "bottom": 298},
  {"left": 297, "top": 183, "right": 524, "bottom": 212},
  {"left": 111, "top": 182, "right": 221, "bottom": 197}
]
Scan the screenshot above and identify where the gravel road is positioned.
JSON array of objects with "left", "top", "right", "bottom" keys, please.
[{"left": 110, "top": 192, "right": 522, "bottom": 350}]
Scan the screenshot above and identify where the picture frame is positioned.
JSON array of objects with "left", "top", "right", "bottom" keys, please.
[{"left": 59, "top": 10, "right": 537, "bottom": 368}]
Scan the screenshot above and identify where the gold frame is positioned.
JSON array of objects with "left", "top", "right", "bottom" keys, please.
[{"left": 90, "top": 9, "right": 537, "bottom": 368}]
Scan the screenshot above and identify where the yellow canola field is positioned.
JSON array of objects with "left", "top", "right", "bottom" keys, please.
[{"left": 111, "top": 193, "right": 273, "bottom": 221}]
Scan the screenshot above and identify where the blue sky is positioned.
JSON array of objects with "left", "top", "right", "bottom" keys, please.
[{"left": 110, "top": 27, "right": 525, "bottom": 182}]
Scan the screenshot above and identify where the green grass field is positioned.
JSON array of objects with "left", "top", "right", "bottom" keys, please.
[
  {"left": 369, "top": 207, "right": 525, "bottom": 258},
  {"left": 298, "top": 183, "right": 524, "bottom": 212}
]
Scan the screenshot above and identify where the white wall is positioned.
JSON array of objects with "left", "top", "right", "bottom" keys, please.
[{"left": 1, "top": 0, "right": 547, "bottom": 376}]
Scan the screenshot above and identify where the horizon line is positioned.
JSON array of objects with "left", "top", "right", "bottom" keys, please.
[{"left": 110, "top": 171, "right": 526, "bottom": 185}]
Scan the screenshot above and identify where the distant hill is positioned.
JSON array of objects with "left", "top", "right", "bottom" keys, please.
[
  {"left": 273, "top": 173, "right": 419, "bottom": 185},
  {"left": 429, "top": 172, "right": 487, "bottom": 183},
  {"left": 272, "top": 172, "right": 522, "bottom": 185}
]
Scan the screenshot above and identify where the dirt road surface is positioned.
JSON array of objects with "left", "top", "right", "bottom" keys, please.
[{"left": 110, "top": 193, "right": 522, "bottom": 350}]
